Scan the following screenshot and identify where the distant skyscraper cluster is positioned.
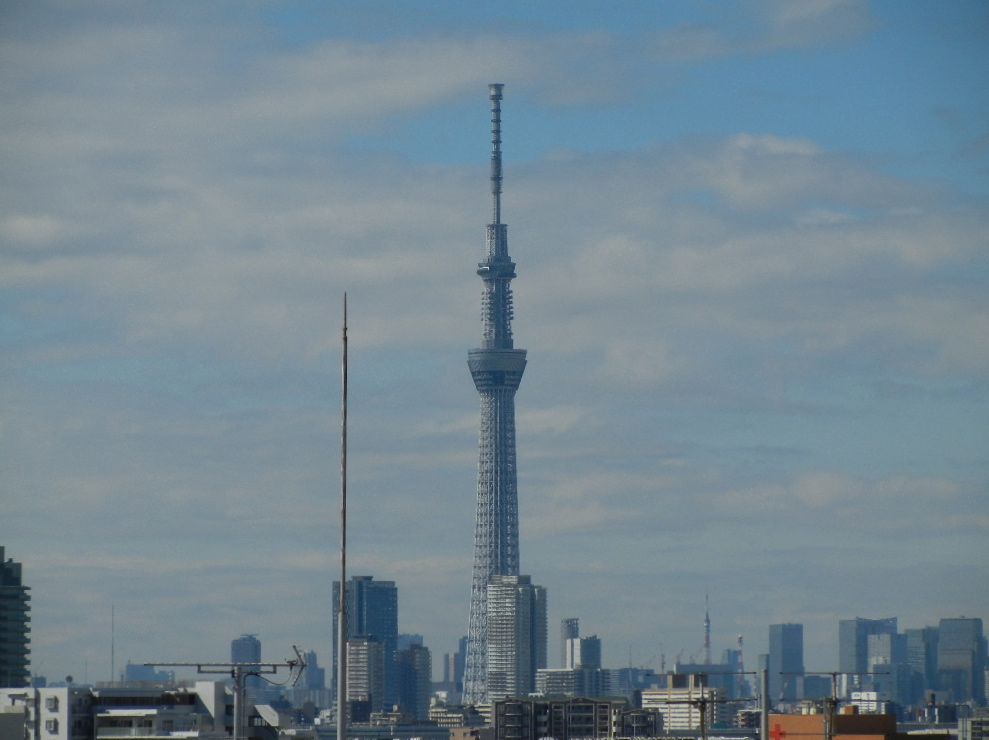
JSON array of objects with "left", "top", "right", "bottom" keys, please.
[{"left": 750, "top": 616, "right": 987, "bottom": 710}]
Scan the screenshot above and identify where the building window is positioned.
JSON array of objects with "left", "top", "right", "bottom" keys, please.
[
  {"left": 45, "top": 696, "right": 59, "bottom": 711},
  {"left": 45, "top": 718, "right": 59, "bottom": 733}
]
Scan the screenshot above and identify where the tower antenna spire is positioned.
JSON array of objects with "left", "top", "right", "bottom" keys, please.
[{"left": 489, "top": 83, "right": 504, "bottom": 225}]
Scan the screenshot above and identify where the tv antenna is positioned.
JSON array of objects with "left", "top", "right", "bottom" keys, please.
[{"left": 145, "top": 645, "right": 306, "bottom": 740}]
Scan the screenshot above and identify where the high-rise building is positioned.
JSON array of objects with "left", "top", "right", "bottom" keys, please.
[
  {"left": 456, "top": 635, "right": 467, "bottom": 692},
  {"left": 397, "top": 644, "right": 432, "bottom": 720},
  {"left": 768, "top": 623, "right": 804, "bottom": 704},
  {"left": 565, "top": 636, "right": 602, "bottom": 670},
  {"left": 905, "top": 626, "right": 939, "bottom": 700},
  {"left": 346, "top": 637, "right": 385, "bottom": 713},
  {"left": 868, "top": 632, "right": 907, "bottom": 666},
  {"left": 442, "top": 635, "right": 468, "bottom": 697},
  {"left": 332, "top": 576, "right": 398, "bottom": 706},
  {"left": 398, "top": 634, "right": 424, "bottom": 652},
  {"left": 536, "top": 667, "right": 604, "bottom": 697},
  {"left": 230, "top": 633, "right": 261, "bottom": 693},
  {"left": 122, "top": 662, "right": 175, "bottom": 685},
  {"left": 464, "top": 83, "right": 528, "bottom": 706},
  {"left": 230, "top": 633, "right": 261, "bottom": 663},
  {"left": 675, "top": 661, "right": 739, "bottom": 700},
  {"left": 839, "top": 617, "right": 897, "bottom": 676},
  {"left": 303, "top": 650, "right": 326, "bottom": 691},
  {"left": 560, "top": 618, "right": 579, "bottom": 668},
  {"left": 937, "top": 617, "right": 986, "bottom": 705},
  {"left": 0, "top": 547, "right": 30, "bottom": 688},
  {"left": 486, "top": 575, "right": 547, "bottom": 702}
]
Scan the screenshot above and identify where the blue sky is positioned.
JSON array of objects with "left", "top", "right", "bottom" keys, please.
[{"left": 1, "top": 0, "right": 987, "bottom": 684}]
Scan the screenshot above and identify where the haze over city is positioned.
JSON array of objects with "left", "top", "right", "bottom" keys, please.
[{"left": 1, "top": 1, "right": 987, "bottom": 685}]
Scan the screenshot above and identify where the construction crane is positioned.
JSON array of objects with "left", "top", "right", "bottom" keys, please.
[{"left": 145, "top": 645, "right": 306, "bottom": 740}]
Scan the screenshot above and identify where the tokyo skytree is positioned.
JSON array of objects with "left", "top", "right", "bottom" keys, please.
[{"left": 463, "top": 83, "right": 527, "bottom": 706}]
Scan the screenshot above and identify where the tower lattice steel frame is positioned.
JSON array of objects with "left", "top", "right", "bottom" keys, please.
[{"left": 463, "top": 83, "right": 526, "bottom": 706}]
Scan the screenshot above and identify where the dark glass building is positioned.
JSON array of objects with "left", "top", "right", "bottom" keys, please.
[
  {"left": 769, "top": 623, "right": 804, "bottom": 704},
  {"left": 332, "top": 576, "right": 398, "bottom": 707},
  {"left": 0, "top": 547, "right": 30, "bottom": 687}
]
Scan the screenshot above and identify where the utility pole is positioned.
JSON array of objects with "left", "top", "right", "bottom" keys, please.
[
  {"left": 146, "top": 647, "right": 304, "bottom": 740},
  {"left": 760, "top": 668, "right": 769, "bottom": 740}
]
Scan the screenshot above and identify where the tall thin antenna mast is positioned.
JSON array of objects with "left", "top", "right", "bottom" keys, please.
[
  {"left": 704, "top": 593, "right": 711, "bottom": 665},
  {"left": 337, "top": 293, "right": 348, "bottom": 740},
  {"left": 111, "top": 603, "right": 115, "bottom": 685},
  {"left": 489, "top": 83, "right": 503, "bottom": 225}
]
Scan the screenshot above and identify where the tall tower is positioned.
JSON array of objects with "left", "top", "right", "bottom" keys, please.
[{"left": 463, "top": 83, "right": 527, "bottom": 706}]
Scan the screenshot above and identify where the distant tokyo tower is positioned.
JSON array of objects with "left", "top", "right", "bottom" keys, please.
[{"left": 463, "top": 83, "right": 527, "bottom": 706}]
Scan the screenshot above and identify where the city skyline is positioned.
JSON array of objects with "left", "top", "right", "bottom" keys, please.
[{"left": 1, "top": 2, "right": 987, "bottom": 683}]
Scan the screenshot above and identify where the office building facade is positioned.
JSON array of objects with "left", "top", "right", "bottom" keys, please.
[
  {"left": 769, "top": 623, "right": 804, "bottom": 704},
  {"left": 332, "top": 575, "right": 398, "bottom": 706},
  {"left": 839, "top": 617, "right": 897, "bottom": 677},
  {"left": 564, "top": 636, "right": 601, "bottom": 671},
  {"left": 937, "top": 617, "right": 986, "bottom": 704},
  {"left": 397, "top": 643, "right": 432, "bottom": 720}
]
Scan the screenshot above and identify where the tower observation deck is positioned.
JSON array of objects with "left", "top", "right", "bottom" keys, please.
[{"left": 463, "top": 83, "right": 527, "bottom": 706}]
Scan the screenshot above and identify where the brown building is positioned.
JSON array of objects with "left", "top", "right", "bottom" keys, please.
[{"left": 768, "top": 711, "right": 951, "bottom": 740}]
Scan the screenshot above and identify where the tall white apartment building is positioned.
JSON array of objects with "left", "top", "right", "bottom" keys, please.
[{"left": 486, "top": 575, "right": 547, "bottom": 702}]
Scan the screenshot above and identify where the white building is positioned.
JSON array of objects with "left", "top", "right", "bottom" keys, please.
[
  {"left": 485, "top": 575, "right": 547, "bottom": 703},
  {"left": 640, "top": 684, "right": 727, "bottom": 731},
  {"left": 0, "top": 681, "right": 232, "bottom": 740},
  {"left": 0, "top": 686, "right": 93, "bottom": 740},
  {"left": 347, "top": 637, "right": 385, "bottom": 713}
]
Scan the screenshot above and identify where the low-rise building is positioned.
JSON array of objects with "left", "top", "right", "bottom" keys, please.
[
  {"left": 0, "top": 680, "right": 233, "bottom": 740},
  {"left": 493, "top": 696, "right": 660, "bottom": 740}
]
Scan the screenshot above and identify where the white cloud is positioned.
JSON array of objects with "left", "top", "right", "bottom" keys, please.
[{"left": 650, "top": 0, "right": 871, "bottom": 63}]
